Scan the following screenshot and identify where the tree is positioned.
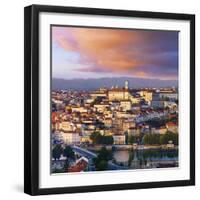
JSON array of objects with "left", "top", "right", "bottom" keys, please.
[
  {"left": 64, "top": 159, "right": 69, "bottom": 172},
  {"left": 93, "top": 147, "right": 110, "bottom": 171},
  {"left": 90, "top": 132, "right": 102, "bottom": 144},
  {"left": 90, "top": 132, "right": 114, "bottom": 145},
  {"left": 52, "top": 144, "right": 63, "bottom": 160},
  {"left": 160, "top": 132, "right": 178, "bottom": 145},
  {"left": 124, "top": 131, "right": 129, "bottom": 144},
  {"left": 101, "top": 135, "right": 114, "bottom": 145},
  {"left": 143, "top": 134, "right": 160, "bottom": 145},
  {"left": 63, "top": 145, "right": 75, "bottom": 160},
  {"left": 128, "top": 135, "right": 137, "bottom": 144},
  {"left": 128, "top": 151, "right": 134, "bottom": 166},
  {"left": 96, "top": 160, "right": 108, "bottom": 171},
  {"left": 90, "top": 97, "right": 104, "bottom": 106}
]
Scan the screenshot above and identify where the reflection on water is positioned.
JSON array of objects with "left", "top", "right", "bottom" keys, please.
[
  {"left": 113, "top": 151, "right": 129, "bottom": 163},
  {"left": 113, "top": 149, "right": 178, "bottom": 169}
]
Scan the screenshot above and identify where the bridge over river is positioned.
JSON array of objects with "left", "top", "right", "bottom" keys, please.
[{"left": 71, "top": 145, "right": 128, "bottom": 171}]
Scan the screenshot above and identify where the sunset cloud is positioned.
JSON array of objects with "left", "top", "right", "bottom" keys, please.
[{"left": 52, "top": 26, "right": 178, "bottom": 79}]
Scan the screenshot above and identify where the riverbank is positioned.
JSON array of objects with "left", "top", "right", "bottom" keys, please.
[{"left": 85, "top": 144, "right": 178, "bottom": 151}]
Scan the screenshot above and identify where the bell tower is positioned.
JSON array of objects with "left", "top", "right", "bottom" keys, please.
[
  {"left": 125, "top": 80, "right": 129, "bottom": 90},
  {"left": 124, "top": 80, "right": 129, "bottom": 100}
]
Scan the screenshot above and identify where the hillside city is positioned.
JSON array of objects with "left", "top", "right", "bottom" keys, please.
[{"left": 51, "top": 80, "right": 178, "bottom": 173}]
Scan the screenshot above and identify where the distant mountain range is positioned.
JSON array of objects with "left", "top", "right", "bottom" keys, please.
[{"left": 52, "top": 77, "right": 178, "bottom": 90}]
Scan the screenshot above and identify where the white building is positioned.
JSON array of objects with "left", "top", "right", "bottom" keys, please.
[
  {"left": 90, "top": 90, "right": 107, "bottom": 99},
  {"left": 62, "top": 131, "right": 81, "bottom": 144},
  {"left": 151, "top": 91, "right": 178, "bottom": 108},
  {"left": 108, "top": 88, "right": 130, "bottom": 101},
  {"left": 108, "top": 81, "right": 130, "bottom": 101},
  {"left": 151, "top": 100, "right": 165, "bottom": 108},
  {"left": 159, "top": 92, "right": 178, "bottom": 100},
  {"left": 94, "top": 103, "right": 109, "bottom": 113},
  {"left": 151, "top": 127, "right": 167, "bottom": 135},
  {"left": 120, "top": 100, "right": 132, "bottom": 111},
  {"left": 71, "top": 106, "right": 88, "bottom": 113},
  {"left": 166, "top": 122, "right": 178, "bottom": 133},
  {"left": 60, "top": 121, "right": 75, "bottom": 132},
  {"left": 113, "top": 135, "right": 126, "bottom": 145},
  {"left": 138, "top": 90, "right": 153, "bottom": 103}
]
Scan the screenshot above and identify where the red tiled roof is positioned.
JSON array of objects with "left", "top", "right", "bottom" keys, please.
[
  {"left": 109, "top": 88, "right": 128, "bottom": 92},
  {"left": 68, "top": 160, "right": 88, "bottom": 173},
  {"left": 166, "top": 122, "right": 177, "bottom": 127}
]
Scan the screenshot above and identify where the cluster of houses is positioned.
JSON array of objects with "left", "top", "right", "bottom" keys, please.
[{"left": 52, "top": 81, "right": 178, "bottom": 146}]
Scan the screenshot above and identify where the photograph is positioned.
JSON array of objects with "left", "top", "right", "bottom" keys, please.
[
  {"left": 51, "top": 26, "right": 179, "bottom": 174},
  {"left": 24, "top": 4, "right": 195, "bottom": 195}
]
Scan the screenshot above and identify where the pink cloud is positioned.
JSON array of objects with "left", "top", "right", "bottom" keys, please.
[{"left": 52, "top": 26, "right": 178, "bottom": 79}]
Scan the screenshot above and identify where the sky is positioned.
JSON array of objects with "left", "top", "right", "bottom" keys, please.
[{"left": 52, "top": 26, "right": 178, "bottom": 80}]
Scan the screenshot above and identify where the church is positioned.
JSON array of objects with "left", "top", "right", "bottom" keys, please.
[{"left": 108, "top": 81, "right": 130, "bottom": 101}]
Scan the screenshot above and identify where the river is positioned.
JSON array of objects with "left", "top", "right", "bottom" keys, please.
[{"left": 113, "top": 149, "right": 178, "bottom": 169}]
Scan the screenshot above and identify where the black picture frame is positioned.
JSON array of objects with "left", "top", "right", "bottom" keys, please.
[{"left": 24, "top": 4, "right": 195, "bottom": 196}]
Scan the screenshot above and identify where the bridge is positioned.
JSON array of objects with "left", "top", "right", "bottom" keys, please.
[
  {"left": 71, "top": 145, "right": 97, "bottom": 159},
  {"left": 71, "top": 145, "right": 128, "bottom": 170}
]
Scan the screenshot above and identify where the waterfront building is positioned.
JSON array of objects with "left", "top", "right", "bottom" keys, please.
[
  {"left": 166, "top": 141, "right": 175, "bottom": 148},
  {"left": 128, "top": 127, "right": 140, "bottom": 136},
  {"left": 151, "top": 126, "right": 167, "bottom": 135},
  {"left": 166, "top": 122, "right": 178, "bottom": 133},
  {"left": 113, "top": 135, "right": 126, "bottom": 145},
  {"left": 80, "top": 134, "right": 92, "bottom": 143},
  {"left": 122, "top": 119, "right": 135, "bottom": 131},
  {"left": 61, "top": 131, "right": 81, "bottom": 144}
]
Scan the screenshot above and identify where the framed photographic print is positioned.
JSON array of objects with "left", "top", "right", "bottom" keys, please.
[{"left": 24, "top": 4, "right": 195, "bottom": 195}]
